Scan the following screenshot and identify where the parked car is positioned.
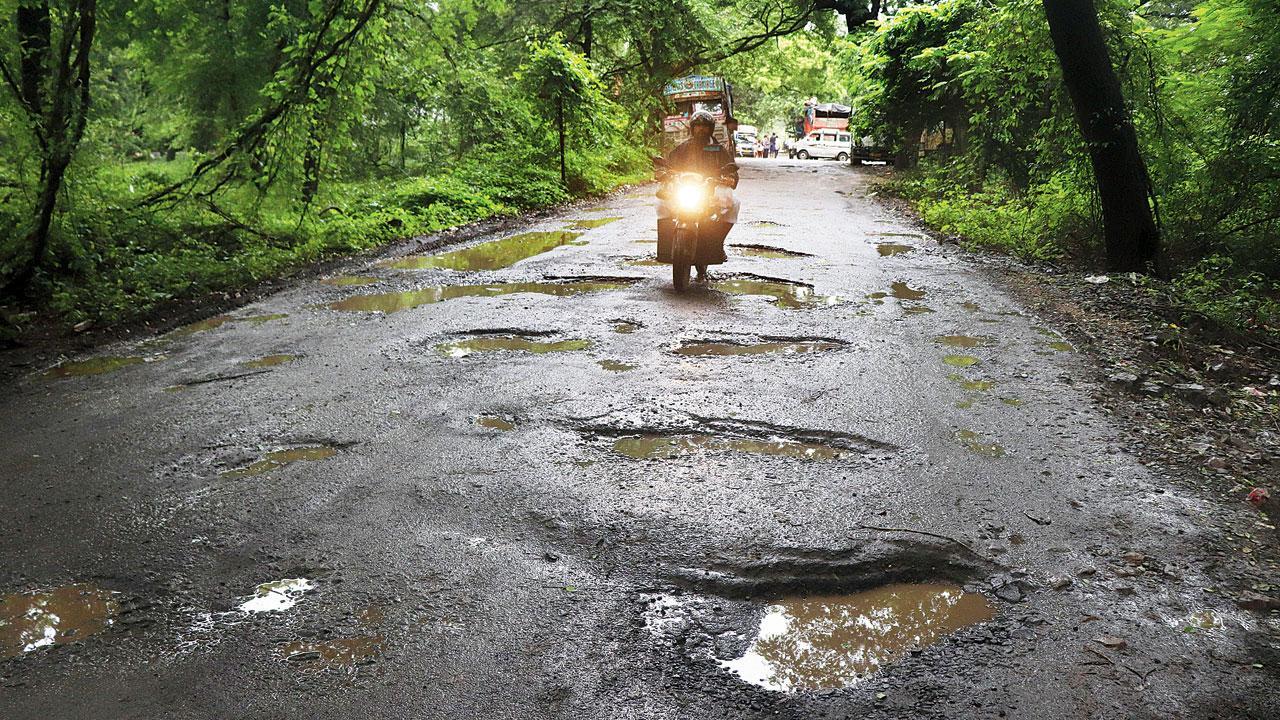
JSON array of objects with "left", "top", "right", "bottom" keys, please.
[
  {"left": 792, "top": 129, "right": 851, "bottom": 161},
  {"left": 733, "top": 125, "right": 759, "bottom": 157}
]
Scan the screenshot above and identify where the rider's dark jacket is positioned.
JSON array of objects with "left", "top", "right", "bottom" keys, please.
[{"left": 665, "top": 136, "right": 739, "bottom": 189}]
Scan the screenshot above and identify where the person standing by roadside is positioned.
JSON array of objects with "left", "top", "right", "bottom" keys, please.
[{"left": 768, "top": 133, "right": 779, "bottom": 158}]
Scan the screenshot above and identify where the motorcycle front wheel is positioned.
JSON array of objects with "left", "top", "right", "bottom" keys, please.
[{"left": 672, "top": 226, "right": 693, "bottom": 291}]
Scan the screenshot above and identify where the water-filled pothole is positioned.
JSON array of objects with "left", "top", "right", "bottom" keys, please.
[
  {"left": 954, "top": 429, "right": 1005, "bottom": 457},
  {"left": 278, "top": 635, "right": 384, "bottom": 669},
  {"left": 713, "top": 276, "right": 837, "bottom": 309},
  {"left": 868, "top": 281, "right": 926, "bottom": 301},
  {"left": 935, "top": 335, "right": 991, "bottom": 348},
  {"left": 674, "top": 338, "right": 845, "bottom": 357},
  {"left": 244, "top": 354, "right": 298, "bottom": 368},
  {"left": 43, "top": 356, "right": 147, "bottom": 379},
  {"left": 326, "top": 278, "right": 638, "bottom": 313},
  {"left": 476, "top": 415, "right": 516, "bottom": 431},
  {"left": 876, "top": 243, "right": 914, "bottom": 257},
  {"left": 943, "top": 354, "right": 980, "bottom": 368},
  {"left": 598, "top": 359, "right": 637, "bottom": 372},
  {"left": 435, "top": 336, "right": 591, "bottom": 357},
  {"left": 240, "top": 313, "right": 289, "bottom": 325},
  {"left": 613, "top": 434, "right": 852, "bottom": 461},
  {"left": 1, "top": 584, "right": 120, "bottom": 657},
  {"left": 730, "top": 244, "right": 812, "bottom": 259},
  {"left": 721, "top": 584, "right": 995, "bottom": 692},
  {"left": 383, "top": 231, "right": 583, "bottom": 271},
  {"left": 222, "top": 446, "right": 339, "bottom": 478},
  {"left": 947, "top": 373, "right": 995, "bottom": 391},
  {"left": 568, "top": 217, "right": 622, "bottom": 229}
]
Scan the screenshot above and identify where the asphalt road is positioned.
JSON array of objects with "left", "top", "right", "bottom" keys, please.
[{"left": 1, "top": 159, "right": 1274, "bottom": 719}]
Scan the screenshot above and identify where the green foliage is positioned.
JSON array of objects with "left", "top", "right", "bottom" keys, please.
[{"left": 1171, "top": 256, "right": 1280, "bottom": 336}]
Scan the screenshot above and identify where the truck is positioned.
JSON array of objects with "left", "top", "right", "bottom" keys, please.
[{"left": 662, "top": 75, "right": 735, "bottom": 150}]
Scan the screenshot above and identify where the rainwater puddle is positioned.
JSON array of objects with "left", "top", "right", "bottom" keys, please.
[
  {"left": 598, "top": 360, "right": 637, "bottom": 372},
  {"left": 568, "top": 217, "right": 622, "bottom": 229},
  {"left": 279, "top": 635, "right": 384, "bottom": 669},
  {"left": 435, "top": 336, "right": 591, "bottom": 357},
  {"left": 876, "top": 243, "right": 914, "bottom": 257},
  {"left": 384, "top": 231, "right": 583, "bottom": 271},
  {"left": 943, "top": 354, "right": 980, "bottom": 368},
  {"left": 954, "top": 430, "right": 1005, "bottom": 457},
  {"left": 239, "top": 578, "right": 313, "bottom": 614},
  {"left": 613, "top": 434, "right": 849, "bottom": 461},
  {"left": 1047, "top": 341, "right": 1074, "bottom": 352},
  {"left": 721, "top": 584, "right": 995, "bottom": 692},
  {"left": 947, "top": 374, "right": 995, "bottom": 391},
  {"left": 170, "top": 315, "right": 234, "bottom": 337},
  {"left": 731, "top": 244, "right": 812, "bottom": 259},
  {"left": 904, "top": 306, "right": 934, "bottom": 315},
  {"left": 713, "top": 278, "right": 837, "bottom": 309},
  {"left": 222, "top": 445, "right": 339, "bottom": 478},
  {"left": 240, "top": 313, "right": 289, "bottom": 325},
  {"left": 674, "top": 339, "right": 844, "bottom": 357},
  {"left": 935, "top": 335, "right": 990, "bottom": 348},
  {"left": 322, "top": 276, "right": 380, "bottom": 286},
  {"left": 1, "top": 584, "right": 120, "bottom": 657},
  {"left": 613, "top": 321, "right": 642, "bottom": 334},
  {"left": 476, "top": 415, "right": 515, "bottom": 431},
  {"left": 245, "top": 354, "right": 298, "bottom": 368},
  {"left": 43, "top": 356, "right": 146, "bottom": 379},
  {"left": 326, "top": 279, "right": 637, "bottom": 313},
  {"left": 960, "top": 301, "right": 981, "bottom": 312},
  {"left": 868, "top": 281, "right": 926, "bottom": 301}
]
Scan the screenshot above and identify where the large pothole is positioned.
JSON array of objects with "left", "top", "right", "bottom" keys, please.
[{"left": 582, "top": 416, "right": 894, "bottom": 463}]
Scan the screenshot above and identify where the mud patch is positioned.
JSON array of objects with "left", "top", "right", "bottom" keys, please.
[
  {"left": 954, "top": 429, "right": 1005, "bottom": 458},
  {"left": 244, "top": 354, "right": 298, "bottom": 368},
  {"left": 721, "top": 584, "right": 995, "bottom": 692},
  {"left": 222, "top": 445, "right": 339, "bottom": 478},
  {"left": 327, "top": 278, "right": 639, "bottom": 313},
  {"left": 43, "top": 355, "right": 147, "bottom": 379},
  {"left": 674, "top": 337, "right": 846, "bottom": 357},
  {"left": 568, "top": 217, "right": 622, "bottom": 229},
  {"left": 730, "top": 244, "right": 813, "bottom": 259},
  {"left": 0, "top": 584, "right": 120, "bottom": 657},
  {"left": 383, "top": 230, "right": 583, "bottom": 271},
  {"left": 279, "top": 635, "right": 384, "bottom": 670},
  {"left": 876, "top": 243, "right": 915, "bottom": 257},
  {"left": 435, "top": 335, "right": 591, "bottom": 357},
  {"left": 713, "top": 276, "right": 838, "bottom": 309}
]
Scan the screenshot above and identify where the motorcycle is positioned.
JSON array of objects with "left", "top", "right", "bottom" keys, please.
[{"left": 655, "top": 159, "right": 732, "bottom": 290}]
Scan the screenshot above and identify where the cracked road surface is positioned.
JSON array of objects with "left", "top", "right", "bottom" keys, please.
[{"left": 2, "top": 159, "right": 1275, "bottom": 718}]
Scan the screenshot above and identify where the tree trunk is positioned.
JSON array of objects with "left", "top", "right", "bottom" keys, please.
[
  {"left": 557, "top": 96, "right": 566, "bottom": 187},
  {"left": 1042, "top": 0, "right": 1160, "bottom": 274},
  {"left": 895, "top": 122, "right": 923, "bottom": 168}
]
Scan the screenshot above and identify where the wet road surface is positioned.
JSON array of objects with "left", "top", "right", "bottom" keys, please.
[{"left": 1, "top": 159, "right": 1274, "bottom": 718}]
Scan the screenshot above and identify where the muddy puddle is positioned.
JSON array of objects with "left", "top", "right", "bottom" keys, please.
[
  {"left": 43, "top": 355, "right": 148, "bottom": 379},
  {"left": 1047, "top": 341, "right": 1074, "bottom": 352},
  {"left": 322, "top": 276, "right": 380, "bottom": 286},
  {"left": 1, "top": 584, "right": 120, "bottom": 657},
  {"left": 868, "top": 281, "right": 926, "bottom": 302},
  {"left": 435, "top": 336, "right": 591, "bottom": 357},
  {"left": 568, "top": 217, "right": 622, "bottom": 229},
  {"left": 598, "top": 360, "right": 637, "bottom": 372},
  {"left": 244, "top": 354, "right": 298, "bottom": 368},
  {"left": 327, "top": 279, "right": 638, "bottom": 313},
  {"left": 943, "top": 354, "right": 980, "bottom": 368},
  {"left": 476, "top": 415, "right": 516, "bottom": 431},
  {"left": 613, "top": 321, "right": 642, "bottom": 334},
  {"left": 222, "top": 445, "right": 339, "bottom": 478},
  {"left": 241, "top": 313, "right": 289, "bottom": 325},
  {"left": 613, "top": 433, "right": 850, "bottom": 461},
  {"left": 239, "top": 578, "right": 313, "bottom": 614},
  {"left": 948, "top": 373, "right": 995, "bottom": 392},
  {"left": 384, "top": 231, "right": 583, "bottom": 271},
  {"left": 674, "top": 339, "right": 844, "bottom": 357},
  {"left": 876, "top": 243, "right": 915, "bottom": 257},
  {"left": 713, "top": 278, "right": 837, "bottom": 309},
  {"left": 731, "top": 244, "right": 812, "bottom": 259},
  {"left": 954, "top": 429, "right": 1005, "bottom": 457},
  {"left": 279, "top": 635, "right": 384, "bottom": 669},
  {"left": 721, "top": 584, "right": 995, "bottom": 692}
]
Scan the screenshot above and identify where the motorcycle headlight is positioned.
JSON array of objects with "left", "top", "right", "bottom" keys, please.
[{"left": 675, "top": 182, "right": 705, "bottom": 212}]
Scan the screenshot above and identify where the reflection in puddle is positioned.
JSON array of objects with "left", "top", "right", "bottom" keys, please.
[
  {"left": 943, "top": 354, "right": 979, "bottom": 368},
  {"left": 322, "top": 276, "right": 380, "bottom": 286},
  {"left": 384, "top": 231, "right": 583, "bottom": 271},
  {"left": 239, "top": 578, "right": 313, "bottom": 613},
  {"left": 245, "top": 354, "right": 298, "bottom": 368},
  {"left": 721, "top": 584, "right": 995, "bottom": 692},
  {"left": 476, "top": 415, "right": 516, "bottom": 431},
  {"left": 613, "top": 434, "right": 848, "bottom": 461},
  {"left": 731, "top": 244, "right": 812, "bottom": 259},
  {"left": 222, "top": 446, "right": 339, "bottom": 478},
  {"left": 674, "top": 340, "right": 843, "bottom": 357},
  {"left": 955, "top": 429, "right": 1005, "bottom": 457},
  {"left": 713, "top": 279, "right": 837, "bottom": 309},
  {"left": 435, "top": 336, "right": 591, "bottom": 357},
  {"left": 43, "top": 356, "right": 146, "bottom": 379},
  {"left": 279, "top": 635, "right": 384, "bottom": 669},
  {"left": 568, "top": 217, "right": 622, "bottom": 229},
  {"left": 327, "top": 279, "right": 637, "bottom": 313},
  {"left": 598, "top": 359, "right": 637, "bottom": 372},
  {"left": 876, "top": 243, "right": 914, "bottom": 257},
  {"left": 0, "top": 584, "right": 120, "bottom": 658},
  {"left": 935, "top": 335, "right": 989, "bottom": 348}
]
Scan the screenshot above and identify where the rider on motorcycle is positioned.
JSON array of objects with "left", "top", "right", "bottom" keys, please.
[{"left": 656, "top": 110, "right": 740, "bottom": 282}]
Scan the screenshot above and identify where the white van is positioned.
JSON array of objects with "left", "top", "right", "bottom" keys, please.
[{"left": 792, "top": 129, "right": 851, "bottom": 161}]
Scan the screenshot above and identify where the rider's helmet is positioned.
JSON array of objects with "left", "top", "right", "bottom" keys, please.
[{"left": 690, "top": 110, "right": 716, "bottom": 129}]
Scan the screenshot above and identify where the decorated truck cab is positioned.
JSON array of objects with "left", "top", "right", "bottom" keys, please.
[{"left": 661, "top": 75, "right": 735, "bottom": 151}]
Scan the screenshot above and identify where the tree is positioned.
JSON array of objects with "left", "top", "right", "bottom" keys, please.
[
  {"left": 518, "top": 35, "right": 613, "bottom": 188},
  {"left": 0, "top": 0, "right": 97, "bottom": 295},
  {"left": 1042, "top": 0, "right": 1161, "bottom": 273}
]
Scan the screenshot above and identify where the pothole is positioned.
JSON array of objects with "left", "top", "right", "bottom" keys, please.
[
  {"left": 326, "top": 278, "right": 640, "bottom": 313},
  {"left": 947, "top": 373, "right": 995, "bottom": 391},
  {"left": 585, "top": 417, "right": 893, "bottom": 462},
  {"left": 612, "top": 320, "right": 643, "bottom": 334},
  {"left": 954, "top": 429, "right": 1005, "bottom": 458},
  {"left": 169, "top": 314, "right": 235, "bottom": 337},
  {"left": 934, "top": 335, "right": 992, "bottom": 348},
  {"left": 598, "top": 360, "right": 637, "bottom": 373},
  {"left": 1, "top": 584, "right": 121, "bottom": 658},
  {"left": 567, "top": 217, "right": 622, "bottom": 229},
  {"left": 867, "top": 281, "right": 926, "bottom": 301},
  {"left": 278, "top": 635, "right": 385, "bottom": 670},
  {"left": 876, "top": 243, "right": 914, "bottom": 257},
  {"left": 624, "top": 258, "right": 666, "bottom": 267},
  {"left": 1047, "top": 341, "right": 1074, "bottom": 352},
  {"left": 238, "top": 578, "right": 313, "bottom": 613},
  {"left": 673, "top": 337, "right": 846, "bottom": 357},
  {"left": 435, "top": 335, "right": 591, "bottom": 357},
  {"left": 240, "top": 313, "right": 289, "bottom": 325},
  {"left": 43, "top": 355, "right": 148, "bottom": 379},
  {"left": 221, "top": 445, "right": 341, "bottom": 478},
  {"left": 943, "top": 354, "right": 980, "bottom": 368},
  {"left": 244, "top": 354, "right": 299, "bottom": 368},
  {"left": 721, "top": 584, "right": 996, "bottom": 692},
  {"left": 713, "top": 275, "right": 838, "bottom": 309},
  {"left": 730, "top": 244, "right": 813, "bottom": 259},
  {"left": 322, "top": 276, "right": 380, "bottom": 286},
  {"left": 382, "top": 230, "right": 583, "bottom": 271},
  {"left": 476, "top": 415, "right": 516, "bottom": 431}
]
